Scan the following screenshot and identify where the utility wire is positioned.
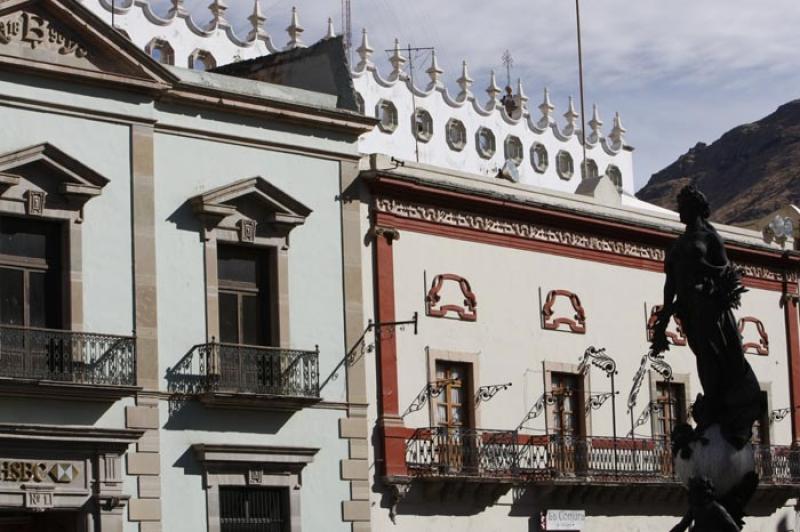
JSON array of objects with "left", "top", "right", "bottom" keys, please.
[{"left": 575, "top": 0, "right": 588, "bottom": 179}]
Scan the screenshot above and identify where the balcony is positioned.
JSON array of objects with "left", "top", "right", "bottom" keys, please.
[
  {"left": 168, "top": 342, "right": 321, "bottom": 410},
  {"left": 0, "top": 325, "right": 137, "bottom": 400},
  {"left": 402, "top": 429, "right": 800, "bottom": 510}
]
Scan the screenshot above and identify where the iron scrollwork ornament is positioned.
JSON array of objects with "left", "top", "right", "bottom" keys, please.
[
  {"left": 401, "top": 379, "right": 456, "bottom": 418},
  {"left": 578, "top": 346, "right": 617, "bottom": 377},
  {"left": 585, "top": 392, "right": 615, "bottom": 414},
  {"left": 474, "top": 382, "right": 512, "bottom": 405}
]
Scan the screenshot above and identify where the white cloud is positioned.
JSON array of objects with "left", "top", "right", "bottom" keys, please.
[{"left": 152, "top": 0, "right": 800, "bottom": 187}]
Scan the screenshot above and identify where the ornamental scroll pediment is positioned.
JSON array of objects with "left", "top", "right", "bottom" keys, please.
[
  {"left": 190, "top": 176, "right": 312, "bottom": 244},
  {"left": 541, "top": 289, "right": 586, "bottom": 334},
  {"left": 738, "top": 317, "right": 769, "bottom": 356},
  {"left": 0, "top": 143, "right": 109, "bottom": 218},
  {"left": 425, "top": 274, "right": 477, "bottom": 321},
  {"left": 646, "top": 304, "right": 686, "bottom": 346},
  {"left": 0, "top": 0, "right": 174, "bottom": 87}
]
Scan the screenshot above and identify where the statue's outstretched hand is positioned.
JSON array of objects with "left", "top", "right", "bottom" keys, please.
[{"left": 650, "top": 311, "right": 671, "bottom": 355}]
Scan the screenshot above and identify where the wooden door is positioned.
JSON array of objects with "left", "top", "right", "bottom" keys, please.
[
  {"left": 551, "top": 372, "right": 584, "bottom": 473},
  {"left": 434, "top": 361, "right": 472, "bottom": 473}
]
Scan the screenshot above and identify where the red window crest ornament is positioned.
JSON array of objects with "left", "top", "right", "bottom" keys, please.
[
  {"left": 541, "top": 289, "right": 586, "bottom": 334},
  {"left": 425, "top": 274, "right": 477, "bottom": 321},
  {"left": 646, "top": 305, "right": 687, "bottom": 346},
  {"left": 738, "top": 317, "right": 769, "bottom": 356}
]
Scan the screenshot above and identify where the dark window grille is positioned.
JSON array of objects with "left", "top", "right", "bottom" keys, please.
[{"left": 220, "top": 487, "right": 288, "bottom": 532}]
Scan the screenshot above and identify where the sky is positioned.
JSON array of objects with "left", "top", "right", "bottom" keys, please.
[{"left": 155, "top": 0, "right": 800, "bottom": 191}]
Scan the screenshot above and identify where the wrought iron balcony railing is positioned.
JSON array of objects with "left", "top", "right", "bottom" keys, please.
[
  {"left": 169, "top": 342, "right": 320, "bottom": 400},
  {"left": 405, "top": 427, "right": 519, "bottom": 479},
  {"left": 405, "top": 429, "right": 800, "bottom": 486},
  {"left": 0, "top": 325, "right": 136, "bottom": 386}
]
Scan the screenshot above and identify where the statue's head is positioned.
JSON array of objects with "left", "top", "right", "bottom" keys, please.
[{"left": 677, "top": 185, "right": 710, "bottom": 224}]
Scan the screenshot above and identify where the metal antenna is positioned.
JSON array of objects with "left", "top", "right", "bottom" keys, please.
[
  {"left": 384, "top": 44, "right": 435, "bottom": 164},
  {"left": 502, "top": 49, "right": 513, "bottom": 88},
  {"left": 111, "top": 0, "right": 115, "bottom": 29},
  {"left": 342, "top": 0, "right": 352, "bottom": 64},
  {"left": 575, "top": 0, "right": 588, "bottom": 179}
]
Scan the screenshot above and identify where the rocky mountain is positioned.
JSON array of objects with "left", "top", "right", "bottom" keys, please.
[{"left": 636, "top": 100, "right": 800, "bottom": 226}]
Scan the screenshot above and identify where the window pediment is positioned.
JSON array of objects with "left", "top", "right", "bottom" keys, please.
[
  {"left": 190, "top": 177, "right": 312, "bottom": 240},
  {"left": 0, "top": 0, "right": 175, "bottom": 90},
  {"left": 0, "top": 143, "right": 109, "bottom": 215}
]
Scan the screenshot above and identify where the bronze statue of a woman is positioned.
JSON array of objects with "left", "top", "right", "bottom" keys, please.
[
  {"left": 653, "top": 186, "right": 765, "bottom": 530},
  {"left": 651, "top": 185, "right": 763, "bottom": 449}
]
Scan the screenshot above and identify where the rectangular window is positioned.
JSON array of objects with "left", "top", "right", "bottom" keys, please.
[
  {"left": 219, "top": 486, "right": 289, "bottom": 532},
  {"left": 217, "top": 245, "right": 272, "bottom": 346},
  {"left": 0, "top": 216, "right": 62, "bottom": 328},
  {"left": 434, "top": 361, "right": 471, "bottom": 428},
  {"left": 550, "top": 372, "right": 583, "bottom": 438},
  {"left": 752, "top": 391, "right": 770, "bottom": 445},
  {"left": 655, "top": 381, "right": 685, "bottom": 438}
]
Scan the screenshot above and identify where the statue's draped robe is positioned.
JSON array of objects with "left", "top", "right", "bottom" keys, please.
[{"left": 669, "top": 225, "right": 763, "bottom": 449}]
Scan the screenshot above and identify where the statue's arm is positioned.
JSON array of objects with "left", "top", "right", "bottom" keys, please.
[
  {"left": 651, "top": 256, "right": 676, "bottom": 355},
  {"left": 669, "top": 511, "right": 692, "bottom": 532}
]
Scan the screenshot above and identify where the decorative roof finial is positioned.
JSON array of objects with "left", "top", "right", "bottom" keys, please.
[
  {"left": 426, "top": 50, "right": 444, "bottom": 90},
  {"left": 486, "top": 69, "right": 501, "bottom": 108},
  {"left": 168, "top": 0, "right": 188, "bottom": 17},
  {"left": 388, "top": 39, "right": 407, "bottom": 81},
  {"left": 588, "top": 104, "right": 603, "bottom": 143},
  {"left": 456, "top": 60, "right": 473, "bottom": 102},
  {"left": 355, "top": 28, "right": 374, "bottom": 71},
  {"left": 538, "top": 87, "right": 555, "bottom": 128},
  {"left": 208, "top": 0, "right": 228, "bottom": 28},
  {"left": 609, "top": 111, "right": 627, "bottom": 148},
  {"left": 515, "top": 78, "right": 529, "bottom": 114},
  {"left": 563, "top": 96, "right": 579, "bottom": 136},
  {"left": 285, "top": 7, "right": 305, "bottom": 49},
  {"left": 325, "top": 17, "right": 336, "bottom": 39},
  {"left": 247, "top": 0, "right": 267, "bottom": 41}
]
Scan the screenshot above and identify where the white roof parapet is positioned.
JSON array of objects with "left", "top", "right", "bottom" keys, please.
[
  {"left": 588, "top": 104, "right": 603, "bottom": 145},
  {"left": 609, "top": 112, "right": 627, "bottom": 150},
  {"left": 485, "top": 70, "right": 501, "bottom": 109},
  {"left": 538, "top": 87, "right": 555, "bottom": 129},
  {"left": 168, "top": 0, "right": 188, "bottom": 18},
  {"left": 388, "top": 39, "right": 407, "bottom": 82},
  {"left": 285, "top": 7, "right": 304, "bottom": 49},
  {"left": 426, "top": 50, "right": 444, "bottom": 91},
  {"left": 207, "top": 0, "right": 229, "bottom": 30},
  {"left": 247, "top": 0, "right": 268, "bottom": 42},
  {"left": 456, "top": 60, "right": 473, "bottom": 102},
  {"left": 355, "top": 28, "right": 374, "bottom": 71},
  {"left": 80, "top": 0, "right": 635, "bottom": 193},
  {"left": 515, "top": 78, "right": 528, "bottom": 117},
  {"left": 562, "top": 96, "right": 579, "bottom": 138}
]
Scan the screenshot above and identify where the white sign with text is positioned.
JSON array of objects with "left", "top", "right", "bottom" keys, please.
[{"left": 546, "top": 509, "right": 585, "bottom": 531}]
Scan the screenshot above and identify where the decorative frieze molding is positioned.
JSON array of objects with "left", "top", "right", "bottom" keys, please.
[
  {"left": 738, "top": 316, "right": 769, "bottom": 356},
  {"left": 375, "top": 197, "right": 798, "bottom": 284},
  {"left": 425, "top": 274, "right": 477, "bottom": 321},
  {"left": 376, "top": 197, "right": 665, "bottom": 261},
  {"left": 541, "top": 289, "right": 586, "bottom": 334}
]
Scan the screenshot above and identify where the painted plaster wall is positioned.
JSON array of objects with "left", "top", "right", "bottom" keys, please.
[
  {"left": 158, "top": 402, "right": 350, "bottom": 532},
  {"left": 152, "top": 130, "right": 348, "bottom": 400},
  {"left": 362, "top": 226, "right": 798, "bottom": 530},
  {"left": 152, "top": 123, "right": 354, "bottom": 531},
  {"left": 389, "top": 231, "right": 793, "bottom": 444},
  {"left": 0, "top": 100, "right": 135, "bottom": 336},
  {"left": 353, "top": 72, "right": 634, "bottom": 195}
]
